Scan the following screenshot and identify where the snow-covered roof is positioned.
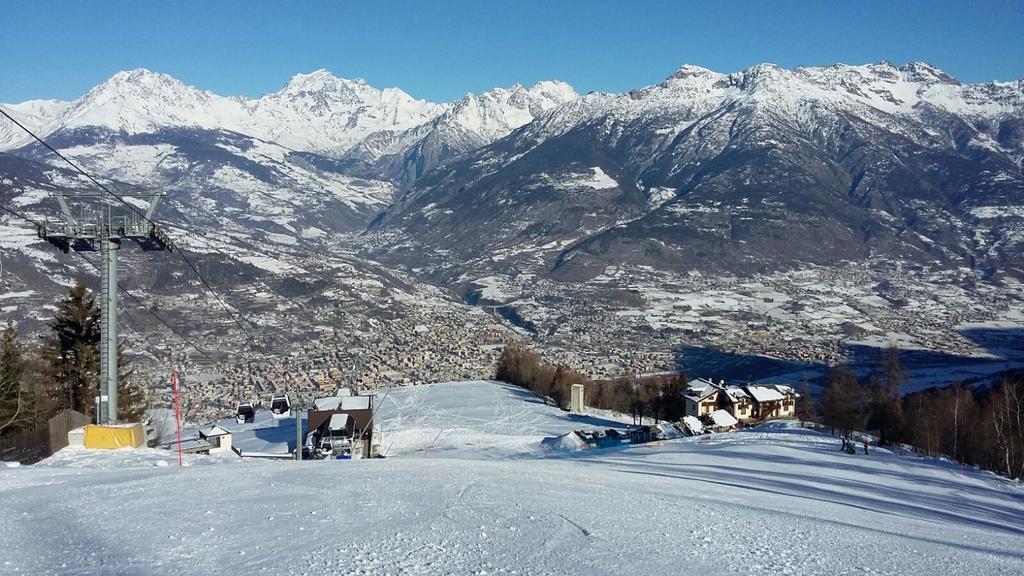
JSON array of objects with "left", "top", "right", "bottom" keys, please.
[
  {"left": 340, "top": 396, "right": 372, "bottom": 411},
  {"left": 708, "top": 410, "right": 738, "bottom": 428},
  {"left": 688, "top": 378, "right": 716, "bottom": 391},
  {"left": 207, "top": 412, "right": 300, "bottom": 455},
  {"left": 684, "top": 378, "right": 720, "bottom": 401},
  {"left": 681, "top": 416, "right": 705, "bottom": 435},
  {"left": 173, "top": 437, "right": 215, "bottom": 451},
  {"left": 721, "top": 387, "right": 749, "bottom": 403},
  {"left": 199, "top": 425, "right": 231, "bottom": 438},
  {"left": 314, "top": 394, "right": 372, "bottom": 411},
  {"left": 313, "top": 396, "right": 343, "bottom": 411},
  {"left": 746, "top": 386, "right": 785, "bottom": 403},
  {"left": 771, "top": 385, "right": 797, "bottom": 396}
]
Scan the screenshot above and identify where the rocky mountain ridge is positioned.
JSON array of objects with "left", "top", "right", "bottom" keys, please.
[{"left": 373, "top": 61, "right": 1024, "bottom": 283}]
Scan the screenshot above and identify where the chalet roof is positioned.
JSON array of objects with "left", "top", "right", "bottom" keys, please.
[
  {"left": 199, "top": 425, "right": 231, "bottom": 438},
  {"left": 708, "top": 409, "right": 738, "bottom": 428},
  {"left": 746, "top": 386, "right": 785, "bottom": 403},
  {"left": 720, "top": 387, "right": 749, "bottom": 403},
  {"left": 772, "top": 384, "right": 797, "bottom": 396},
  {"left": 683, "top": 378, "right": 720, "bottom": 402}
]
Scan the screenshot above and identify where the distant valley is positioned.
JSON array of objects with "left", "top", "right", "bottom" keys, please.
[{"left": 1, "top": 62, "right": 1022, "bottom": 414}]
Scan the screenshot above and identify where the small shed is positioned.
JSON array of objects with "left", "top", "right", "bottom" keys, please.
[
  {"left": 308, "top": 393, "right": 376, "bottom": 457},
  {"left": 570, "top": 384, "right": 585, "bottom": 413},
  {"left": 707, "top": 409, "right": 738, "bottom": 432},
  {"left": 198, "top": 425, "right": 233, "bottom": 454}
]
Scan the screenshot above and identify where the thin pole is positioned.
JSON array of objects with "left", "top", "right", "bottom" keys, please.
[
  {"left": 295, "top": 405, "right": 302, "bottom": 461},
  {"left": 172, "top": 371, "right": 183, "bottom": 468}
]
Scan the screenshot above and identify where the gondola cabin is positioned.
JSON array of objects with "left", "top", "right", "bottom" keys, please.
[
  {"left": 269, "top": 394, "right": 291, "bottom": 419},
  {"left": 235, "top": 402, "right": 255, "bottom": 424}
]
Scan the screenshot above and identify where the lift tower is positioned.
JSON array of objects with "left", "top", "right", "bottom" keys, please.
[{"left": 38, "top": 191, "right": 172, "bottom": 424}]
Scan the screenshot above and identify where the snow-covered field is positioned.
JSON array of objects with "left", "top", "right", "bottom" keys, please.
[
  {"left": 3, "top": 382, "right": 1024, "bottom": 575},
  {"left": 374, "top": 380, "right": 628, "bottom": 458}
]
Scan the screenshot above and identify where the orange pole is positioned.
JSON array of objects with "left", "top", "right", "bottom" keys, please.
[{"left": 172, "top": 371, "right": 183, "bottom": 468}]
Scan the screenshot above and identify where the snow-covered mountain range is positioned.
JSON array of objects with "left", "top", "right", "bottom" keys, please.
[
  {"left": 0, "top": 68, "right": 577, "bottom": 167},
  {"left": 375, "top": 61, "right": 1024, "bottom": 281},
  {"left": 1, "top": 62, "right": 1023, "bottom": 360}
]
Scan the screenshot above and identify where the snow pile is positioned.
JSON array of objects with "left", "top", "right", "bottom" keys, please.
[
  {"left": 539, "top": 431, "right": 588, "bottom": 454},
  {"left": 34, "top": 446, "right": 231, "bottom": 469}
]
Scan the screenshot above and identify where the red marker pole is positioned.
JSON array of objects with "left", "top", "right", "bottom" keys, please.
[{"left": 172, "top": 371, "right": 183, "bottom": 468}]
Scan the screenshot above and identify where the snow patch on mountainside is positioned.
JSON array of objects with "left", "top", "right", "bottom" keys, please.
[{"left": 574, "top": 166, "right": 618, "bottom": 189}]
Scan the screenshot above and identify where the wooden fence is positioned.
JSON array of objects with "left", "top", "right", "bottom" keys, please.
[{"left": 0, "top": 409, "right": 91, "bottom": 465}]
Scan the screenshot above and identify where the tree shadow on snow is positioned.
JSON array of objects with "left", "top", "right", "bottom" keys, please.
[{"left": 597, "top": 454, "right": 1024, "bottom": 547}]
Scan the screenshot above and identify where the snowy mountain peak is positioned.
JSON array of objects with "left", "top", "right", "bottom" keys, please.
[
  {"left": 668, "top": 64, "right": 719, "bottom": 80},
  {"left": 278, "top": 69, "right": 370, "bottom": 96},
  {"left": 88, "top": 68, "right": 201, "bottom": 98},
  {"left": 107, "top": 67, "right": 175, "bottom": 84},
  {"left": 898, "top": 61, "right": 961, "bottom": 85},
  {"left": 439, "top": 80, "right": 578, "bottom": 142},
  {"left": 50, "top": 68, "right": 234, "bottom": 134}
]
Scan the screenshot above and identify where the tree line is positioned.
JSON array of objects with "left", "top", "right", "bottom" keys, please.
[
  {"left": 0, "top": 282, "right": 147, "bottom": 442},
  {"left": 809, "top": 347, "right": 1024, "bottom": 480},
  {"left": 495, "top": 340, "right": 686, "bottom": 425},
  {"left": 497, "top": 340, "right": 1024, "bottom": 481}
]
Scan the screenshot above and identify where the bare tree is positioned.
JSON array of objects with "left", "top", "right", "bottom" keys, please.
[{"left": 0, "top": 322, "right": 31, "bottom": 435}]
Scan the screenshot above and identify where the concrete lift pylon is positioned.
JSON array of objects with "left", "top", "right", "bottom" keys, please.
[{"left": 38, "top": 190, "right": 172, "bottom": 424}]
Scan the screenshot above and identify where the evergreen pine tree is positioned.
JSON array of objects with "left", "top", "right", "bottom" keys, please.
[
  {"left": 44, "top": 282, "right": 101, "bottom": 416},
  {"left": 116, "top": 341, "right": 146, "bottom": 423},
  {"left": 42, "top": 281, "right": 140, "bottom": 421}
]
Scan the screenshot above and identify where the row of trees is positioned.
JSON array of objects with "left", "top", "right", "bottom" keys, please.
[
  {"left": 498, "top": 341, "right": 1023, "bottom": 481},
  {"left": 0, "top": 282, "right": 146, "bottom": 441},
  {"left": 495, "top": 340, "right": 687, "bottom": 424},
  {"left": 811, "top": 348, "right": 1024, "bottom": 480},
  {"left": 495, "top": 341, "right": 584, "bottom": 409}
]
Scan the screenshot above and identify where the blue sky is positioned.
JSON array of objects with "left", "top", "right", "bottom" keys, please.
[{"left": 2, "top": 0, "right": 1022, "bottom": 103}]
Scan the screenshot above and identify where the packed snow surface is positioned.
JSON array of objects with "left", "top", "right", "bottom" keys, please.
[
  {"left": 3, "top": 382, "right": 1024, "bottom": 575},
  {"left": 374, "top": 380, "right": 628, "bottom": 457}
]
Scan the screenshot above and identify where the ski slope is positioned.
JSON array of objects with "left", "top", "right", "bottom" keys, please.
[
  {"left": 2, "top": 382, "right": 1024, "bottom": 575},
  {"left": 374, "top": 380, "right": 629, "bottom": 458}
]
